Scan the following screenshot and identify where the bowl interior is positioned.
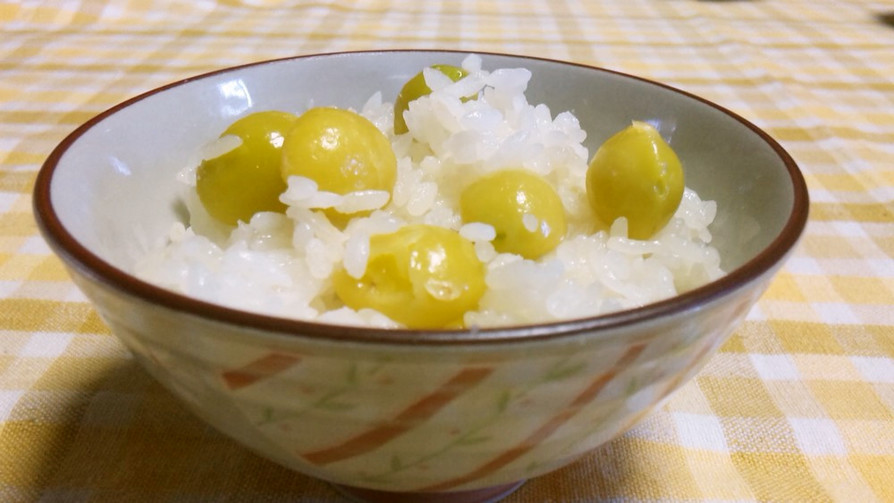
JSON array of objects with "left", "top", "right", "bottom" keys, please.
[{"left": 40, "top": 50, "right": 803, "bottom": 325}]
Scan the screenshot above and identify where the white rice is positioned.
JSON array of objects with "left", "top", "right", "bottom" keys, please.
[{"left": 135, "top": 54, "right": 724, "bottom": 328}]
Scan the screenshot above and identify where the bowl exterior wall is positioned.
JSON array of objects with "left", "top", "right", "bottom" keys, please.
[{"left": 64, "top": 260, "right": 773, "bottom": 492}]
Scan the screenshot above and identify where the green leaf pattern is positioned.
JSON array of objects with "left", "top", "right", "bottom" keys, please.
[
  {"left": 359, "top": 356, "right": 588, "bottom": 483},
  {"left": 255, "top": 362, "right": 375, "bottom": 426},
  {"left": 247, "top": 355, "right": 595, "bottom": 484}
]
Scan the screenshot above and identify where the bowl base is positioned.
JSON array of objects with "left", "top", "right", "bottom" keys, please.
[{"left": 330, "top": 479, "right": 526, "bottom": 503}]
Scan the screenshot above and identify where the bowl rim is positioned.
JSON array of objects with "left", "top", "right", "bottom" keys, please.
[{"left": 32, "top": 49, "right": 809, "bottom": 346}]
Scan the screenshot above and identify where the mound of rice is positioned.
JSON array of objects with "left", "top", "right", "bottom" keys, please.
[{"left": 134, "top": 54, "right": 724, "bottom": 328}]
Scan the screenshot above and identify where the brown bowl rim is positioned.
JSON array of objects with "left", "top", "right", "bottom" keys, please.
[{"left": 32, "top": 49, "right": 809, "bottom": 346}]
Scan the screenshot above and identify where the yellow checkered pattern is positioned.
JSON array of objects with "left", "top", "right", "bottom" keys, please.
[{"left": 2, "top": 0, "right": 893, "bottom": 501}]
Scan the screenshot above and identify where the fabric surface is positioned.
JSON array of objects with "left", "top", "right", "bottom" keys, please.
[{"left": 2, "top": 0, "right": 893, "bottom": 501}]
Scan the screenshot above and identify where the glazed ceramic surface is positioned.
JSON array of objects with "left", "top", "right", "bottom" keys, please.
[{"left": 34, "top": 51, "right": 808, "bottom": 496}]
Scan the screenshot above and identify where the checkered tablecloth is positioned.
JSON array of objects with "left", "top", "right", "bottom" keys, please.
[{"left": 2, "top": 1, "right": 893, "bottom": 501}]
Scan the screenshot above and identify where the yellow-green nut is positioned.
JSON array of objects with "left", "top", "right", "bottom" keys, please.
[
  {"left": 586, "top": 121, "right": 684, "bottom": 240},
  {"left": 333, "top": 224, "right": 485, "bottom": 329},
  {"left": 460, "top": 169, "right": 567, "bottom": 259},
  {"left": 393, "top": 64, "right": 469, "bottom": 134},
  {"left": 196, "top": 110, "right": 297, "bottom": 225},
  {"left": 281, "top": 106, "right": 397, "bottom": 195}
]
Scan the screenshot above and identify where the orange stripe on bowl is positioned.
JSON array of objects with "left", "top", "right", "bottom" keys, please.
[
  {"left": 419, "top": 343, "right": 646, "bottom": 492},
  {"left": 221, "top": 352, "right": 303, "bottom": 390},
  {"left": 302, "top": 366, "right": 494, "bottom": 466}
]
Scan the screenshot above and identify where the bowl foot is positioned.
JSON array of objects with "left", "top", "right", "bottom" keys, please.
[{"left": 331, "top": 479, "right": 526, "bottom": 503}]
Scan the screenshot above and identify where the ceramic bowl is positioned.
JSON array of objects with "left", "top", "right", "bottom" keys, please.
[{"left": 33, "top": 50, "right": 808, "bottom": 503}]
